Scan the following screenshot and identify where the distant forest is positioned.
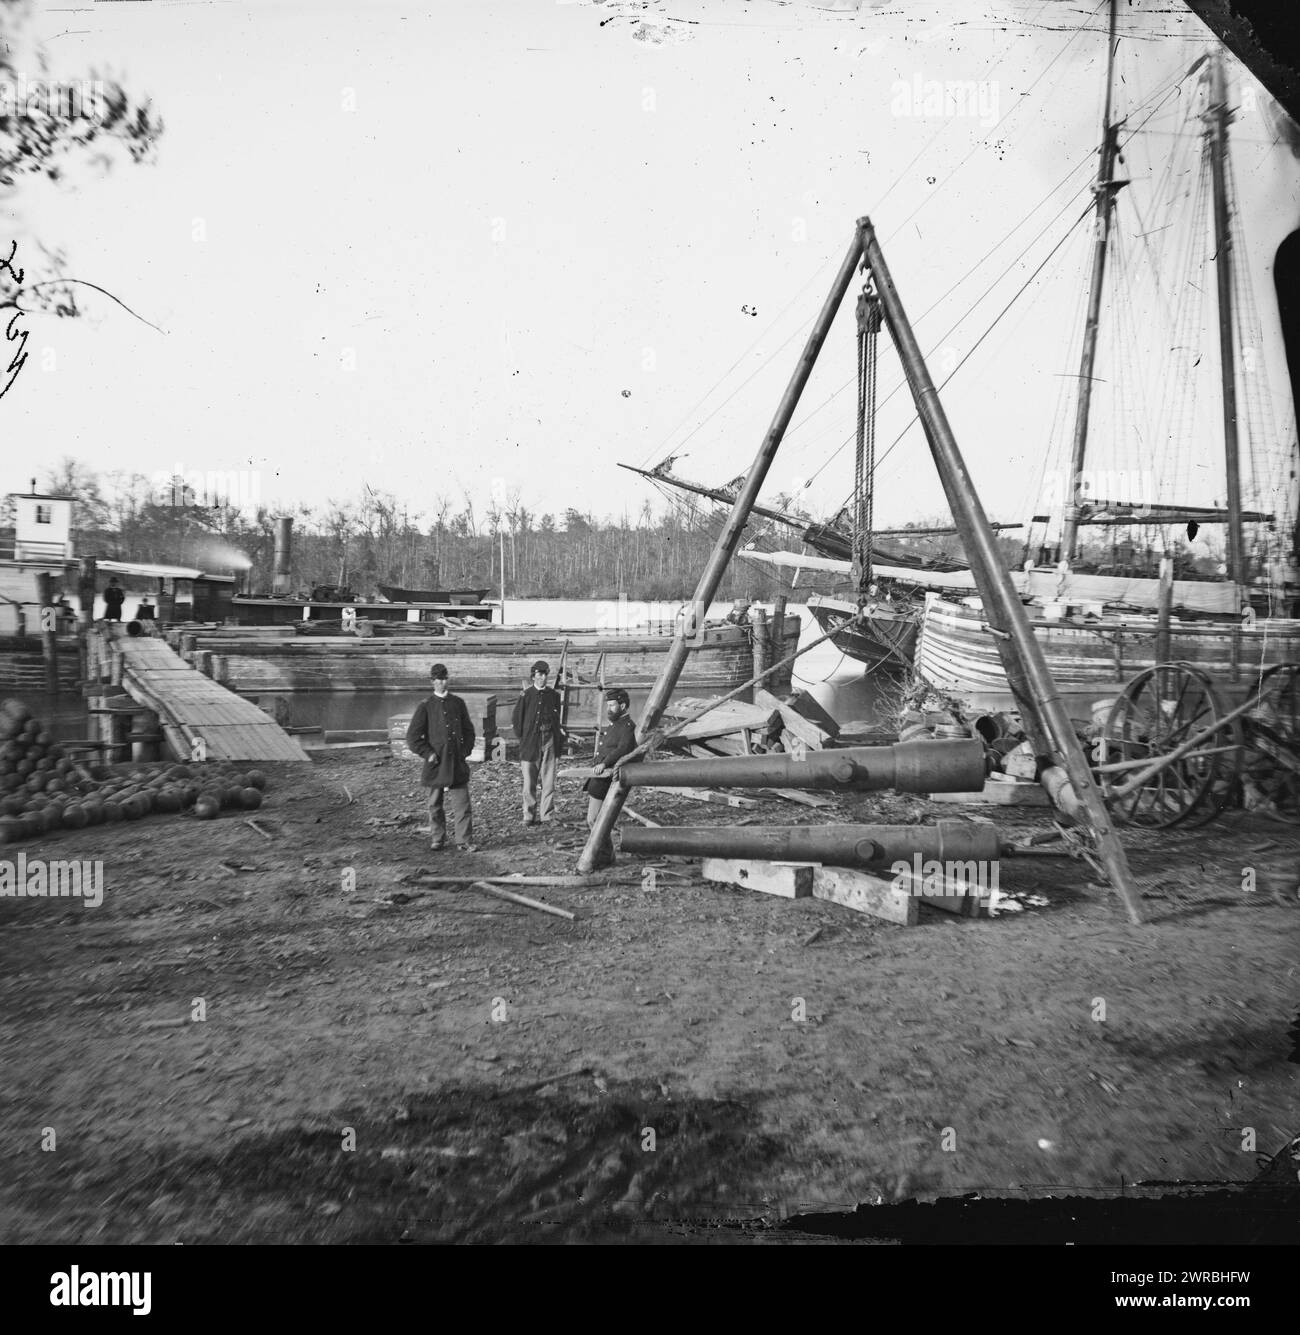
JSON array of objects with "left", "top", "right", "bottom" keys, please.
[{"left": 8, "top": 458, "right": 1036, "bottom": 602}]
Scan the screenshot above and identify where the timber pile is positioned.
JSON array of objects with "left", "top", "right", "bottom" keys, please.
[
  {"left": 658, "top": 687, "right": 842, "bottom": 809},
  {"left": 661, "top": 687, "right": 838, "bottom": 757},
  {"left": 892, "top": 698, "right": 1054, "bottom": 806}
]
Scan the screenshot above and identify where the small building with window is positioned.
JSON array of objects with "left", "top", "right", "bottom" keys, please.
[
  {"left": 0, "top": 488, "right": 78, "bottom": 634},
  {"left": 12, "top": 492, "right": 75, "bottom": 562}
]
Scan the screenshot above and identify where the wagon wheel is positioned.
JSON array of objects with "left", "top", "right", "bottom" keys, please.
[
  {"left": 1096, "top": 663, "right": 1244, "bottom": 828},
  {"left": 1243, "top": 662, "right": 1300, "bottom": 820}
]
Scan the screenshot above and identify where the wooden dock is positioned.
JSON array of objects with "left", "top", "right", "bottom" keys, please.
[{"left": 88, "top": 627, "right": 309, "bottom": 762}]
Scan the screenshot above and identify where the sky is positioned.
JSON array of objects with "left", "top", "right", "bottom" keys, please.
[{"left": 4, "top": 0, "right": 1299, "bottom": 542}]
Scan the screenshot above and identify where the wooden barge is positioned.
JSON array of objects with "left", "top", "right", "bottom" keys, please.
[{"left": 170, "top": 620, "right": 799, "bottom": 701}]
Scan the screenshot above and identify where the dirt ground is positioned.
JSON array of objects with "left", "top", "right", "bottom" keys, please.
[{"left": 1, "top": 747, "right": 1297, "bottom": 1243}]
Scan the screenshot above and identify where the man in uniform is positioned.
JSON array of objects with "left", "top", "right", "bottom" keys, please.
[
  {"left": 511, "top": 659, "right": 565, "bottom": 825},
  {"left": 584, "top": 688, "right": 638, "bottom": 829},
  {"left": 406, "top": 663, "right": 478, "bottom": 852},
  {"left": 103, "top": 577, "right": 125, "bottom": 623}
]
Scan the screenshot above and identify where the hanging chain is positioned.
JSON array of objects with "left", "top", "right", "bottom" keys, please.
[{"left": 855, "top": 284, "right": 883, "bottom": 600}]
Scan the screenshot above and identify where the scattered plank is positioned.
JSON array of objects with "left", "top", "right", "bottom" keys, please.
[
  {"left": 644, "top": 786, "right": 761, "bottom": 809},
  {"left": 469, "top": 881, "right": 576, "bottom": 921},
  {"left": 784, "top": 689, "right": 841, "bottom": 740},
  {"left": 668, "top": 705, "right": 780, "bottom": 744},
  {"left": 413, "top": 874, "right": 623, "bottom": 888},
  {"left": 812, "top": 866, "right": 918, "bottom": 926},
  {"left": 929, "top": 778, "right": 1049, "bottom": 807},
  {"left": 686, "top": 739, "right": 749, "bottom": 759},
  {"left": 755, "top": 688, "right": 830, "bottom": 749},
  {"left": 757, "top": 786, "right": 837, "bottom": 809},
  {"left": 244, "top": 818, "right": 274, "bottom": 839},
  {"left": 623, "top": 807, "right": 660, "bottom": 828},
  {"left": 702, "top": 857, "right": 815, "bottom": 899}
]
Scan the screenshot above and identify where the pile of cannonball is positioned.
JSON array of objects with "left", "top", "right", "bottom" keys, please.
[{"left": 0, "top": 697, "right": 270, "bottom": 844}]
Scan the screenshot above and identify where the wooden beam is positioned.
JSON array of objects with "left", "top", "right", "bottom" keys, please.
[
  {"left": 811, "top": 865, "right": 918, "bottom": 926},
  {"left": 929, "top": 778, "right": 1050, "bottom": 807},
  {"left": 644, "top": 786, "right": 761, "bottom": 809},
  {"left": 755, "top": 688, "right": 830, "bottom": 749},
  {"left": 890, "top": 865, "right": 991, "bottom": 918},
  {"left": 702, "top": 857, "right": 815, "bottom": 899}
]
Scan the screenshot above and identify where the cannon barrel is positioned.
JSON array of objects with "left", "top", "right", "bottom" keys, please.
[
  {"left": 619, "top": 740, "right": 986, "bottom": 793},
  {"left": 618, "top": 819, "right": 1003, "bottom": 867}
]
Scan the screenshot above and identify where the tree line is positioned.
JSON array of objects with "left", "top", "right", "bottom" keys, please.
[
  {"left": 4, "top": 458, "right": 855, "bottom": 601},
  {"left": 3, "top": 459, "right": 1049, "bottom": 603}
]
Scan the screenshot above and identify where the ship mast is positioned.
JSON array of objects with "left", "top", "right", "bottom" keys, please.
[
  {"left": 1206, "top": 50, "right": 1246, "bottom": 592},
  {"left": 1061, "top": 0, "right": 1124, "bottom": 563}
]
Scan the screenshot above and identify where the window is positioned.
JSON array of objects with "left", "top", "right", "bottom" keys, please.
[{"left": 35, "top": 505, "right": 52, "bottom": 524}]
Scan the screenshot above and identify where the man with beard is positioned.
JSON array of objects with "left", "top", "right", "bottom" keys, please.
[{"left": 584, "top": 688, "right": 638, "bottom": 829}]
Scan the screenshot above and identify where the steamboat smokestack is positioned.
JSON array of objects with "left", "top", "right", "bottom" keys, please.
[{"left": 273, "top": 517, "right": 293, "bottom": 595}]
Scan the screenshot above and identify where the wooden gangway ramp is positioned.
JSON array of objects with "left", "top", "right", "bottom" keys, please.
[{"left": 90, "top": 627, "right": 309, "bottom": 762}]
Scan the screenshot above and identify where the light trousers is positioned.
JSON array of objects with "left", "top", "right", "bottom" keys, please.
[
  {"left": 427, "top": 785, "right": 473, "bottom": 848},
  {"left": 520, "top": 739, "right": 557, "bottom": 821}
]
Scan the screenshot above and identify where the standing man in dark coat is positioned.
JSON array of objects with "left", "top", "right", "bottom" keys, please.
[
  {"left": 511, "top": 659, "right": 565, "bottom": 825},
  {"left": 102, "top": 577, "right": 125, "bottom": 623},
  {"left": 584, "top": 688, "right": 638, "bottom": 829},
  {"left": 406, "top": 663, "right": 478, "bottom": 852}
]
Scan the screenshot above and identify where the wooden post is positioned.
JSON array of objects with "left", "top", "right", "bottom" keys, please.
[
  {"left": 36, "top": 572, "right": 58, "bottom": 696},
  {"left": 109, "top": 708, "right": 130, "bottom": 764},
  {"left": 593, "top": 651, "right": 607, "bottom": 759},
  {"left": 556, "top": 639, "right": 571, "bottom": 733},
  {"left": 749, "top": 605, "right": 770, "bottom": 692},
  {"left": 1154, "top": 552, "right": 1173, "bottom": 670},
  {"left": 771, "top": 595, "right": 788, "bottom": 690},
  {"left": 481, "top": 694, "right": 498, "bottom": 761},
  {"left": 130, "top": 707, "right": 162, "bottom": 763},
  {"left": 76, "top": 557, "right": 96, "bottom": 684}
]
